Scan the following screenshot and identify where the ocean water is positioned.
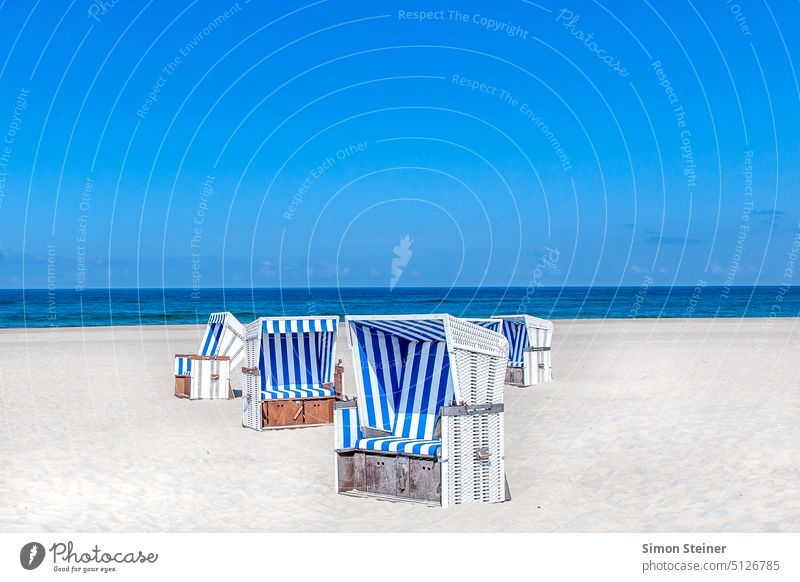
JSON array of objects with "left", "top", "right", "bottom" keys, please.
[{"left": 0, "top": 286, "right": 797, "bottom": 328}]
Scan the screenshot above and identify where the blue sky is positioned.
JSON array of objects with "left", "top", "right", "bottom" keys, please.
[{"left": 0, "top": 0, "right": 797, "bottom": 289}]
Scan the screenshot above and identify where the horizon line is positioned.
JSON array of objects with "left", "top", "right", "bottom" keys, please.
[{"left": 1, "top": 284, "right": 789, "bottom": 292}]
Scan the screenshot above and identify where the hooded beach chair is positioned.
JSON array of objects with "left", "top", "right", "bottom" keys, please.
[
  {"left": 241, "top": 316, "right": 342, "bottom": 429},
  {"left": 334, "top": 314, "right": 509, "bottom": 507},
  {"left": 496, "top": 314, "right": 553, "bottom": 386},
  {"left": 174, "top": 312, "right": 245, "bottom": 399}
]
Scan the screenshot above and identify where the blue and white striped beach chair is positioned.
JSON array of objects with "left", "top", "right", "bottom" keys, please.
[
  {"left": 335, "top": 314, "right": 509, "bottom": 507},
  {"left": 198, "top": 312, "right": 246, "bottom": 369},
  {"left": 173, "top": 312, "right": 245, "bottom": 399},
  {"left": 241, "top": 316, "right": 341, "bottom": 429},
  {"left": 496, "top": 314, "right": 553, "bottom": 386}
]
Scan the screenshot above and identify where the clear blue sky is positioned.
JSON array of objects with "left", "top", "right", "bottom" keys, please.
[{"left": 0, "top": 0, "right": 797, "bottom": 289}]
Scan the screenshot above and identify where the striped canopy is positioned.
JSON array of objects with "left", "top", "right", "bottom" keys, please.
[
  {"left": 499, "top": 318, "right": 529, "bottom": 367},
  {"left": 466, "top": 318, "right": 502, "bottom": 333},
  {"left": 348, "top": 316, "right": 454, "bottom": 441},
  {"left": 495, "top": 315, "right": 552, "bottom": 367},
  {"left": 256, "top": 317, "right": 338, "bottom": 399},
  {"left": 174, "top": 356, "right": 193, "bottom": 375},
  {"left": 260, "top": 317, "right": 338, "bottom": 334},
  {"left": 199, "top": 312, "right": 245, "bottom": 367}
]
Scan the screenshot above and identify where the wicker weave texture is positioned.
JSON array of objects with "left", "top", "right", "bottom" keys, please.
[
  {"left": 447, "top": 315, "right": 509, "bottom": 357},
  {"left": 242, "top": 327, "right": 262, "bottom": 430},
  {"left": 452, "top": 349, "right": 505, "bottom": 405},
  {"left": 442, "top": 412, "right": 505, "bottom": 506}
]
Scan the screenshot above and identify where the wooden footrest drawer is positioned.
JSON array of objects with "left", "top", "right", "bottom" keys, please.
[{"left": 261, "top": 397, "right": 335, "bottom": 427}]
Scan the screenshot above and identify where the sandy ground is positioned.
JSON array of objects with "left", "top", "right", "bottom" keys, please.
[{"left": 1, "top": 318, "right": 798, "bottom": 532}]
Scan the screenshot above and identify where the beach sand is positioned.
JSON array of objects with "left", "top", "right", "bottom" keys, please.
[{"left": 1, "top": 318, "right": 798, "bottom": 532}]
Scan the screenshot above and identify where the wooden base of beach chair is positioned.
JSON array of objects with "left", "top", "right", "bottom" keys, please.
[
  {"left": 304, "top": 399, "right": 334, "bottom": 424},
  {"left": 505, "top": 366, "right": 525, "bottom": 386},
  {"left": 336, "top": 451, "right": 441, "bottom": 503},
  {"left": 261, "top": 397, "right": 335, "bottom": 428},
  {"left": 174, "top": 376, "right": 191, "bottom": 398},
  {"left": 174, "top": 354, "right": 232, "bottom": 399}
]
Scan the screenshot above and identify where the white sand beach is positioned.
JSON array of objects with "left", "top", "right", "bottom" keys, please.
[{"left": 1, "top": 318, "right": 798, "bottom": 532}]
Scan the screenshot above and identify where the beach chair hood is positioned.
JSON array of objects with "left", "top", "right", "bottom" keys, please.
[
  {"left": 346, "top": 314, "right": 507, "bottom": 439},
  {"left": 337, "top": 314, "right": 509, "bottom": 506},
  {"left": 241, "top": 316, "right": 339, "bottom": 430},
  {"left": 199, "top": 312, "right": 245, "bottom": 368}
]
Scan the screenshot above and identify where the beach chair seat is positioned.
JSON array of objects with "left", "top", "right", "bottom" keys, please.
[
  {"left": 335, "top": 315, "right": 509, "bottom": 507},
  {"left": 262, "top": 386, "right": 337, "bottom": 400},
  {"left": 355, "top": 436, "right": 441, "bottom": 457},
  {"left": 173, "top": 312, "right": 245, "bottom": 400},
  {"left": 242, "top": 316, "right": 343, "bottom": 429}
]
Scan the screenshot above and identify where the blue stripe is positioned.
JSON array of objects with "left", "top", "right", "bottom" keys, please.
[
  {"left": 384, "top": 334, "right": 400, "bottom": 409},
  {"left": 290, "top": 333, "right": 302, "bottom": 386},
  {"left": 342, "top": 407, "right": 351, "bottom": 447},
  {"left": 370, "top": 330, "right": 393, "bottom": 431},
  {"left": 355, "top": 325, "right": 377, "bottom": 428},
  {"left": 210, "top": 323, "right": 224, "bottom": 356},
  {"left": 320, "top": 334, "right": 329, "bottom": 382},
  {"left": 200, "top": 323, "right": 216, "bottom": 355}
]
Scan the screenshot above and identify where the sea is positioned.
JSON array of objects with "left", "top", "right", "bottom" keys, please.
[{"left": 0, "top": 286, "right": 797, "bottom": 328}]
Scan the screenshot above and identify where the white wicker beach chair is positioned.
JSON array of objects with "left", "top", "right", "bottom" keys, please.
[
  {"left": 496, "top": 314, "right": 553, "bottom": 386},
  {"left": 241, "top": 316, "right": 342, "bottom": 429},
  {"left": 334, "top": 314, "right": 509, "bottom": 507},
  {"left": 174, "top": 312, "right": 245, "bottom": 399}
]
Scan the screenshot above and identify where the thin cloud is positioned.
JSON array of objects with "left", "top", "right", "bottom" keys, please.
[
  {"left": 644, "top": 234, "right": 702, "bottom": 245},
  {"left": 751, "top": 209, "right": 786, "bottom": 216}
]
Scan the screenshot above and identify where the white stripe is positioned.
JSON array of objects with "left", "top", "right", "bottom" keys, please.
[
  {"left": 408, "top": 342, "right": 431, "bottom": 439},
  {"left": 296, "top": 332, "right": 309, "bottom": 390},
  {"left": 274, "top": 334, "right": 285, "bottom": 387},
  {"left": 359, "top": 329, "right": 382, "bottom": 429},
  {"left": 307, "top": 333, "right": 320, "bottom": 390}
]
